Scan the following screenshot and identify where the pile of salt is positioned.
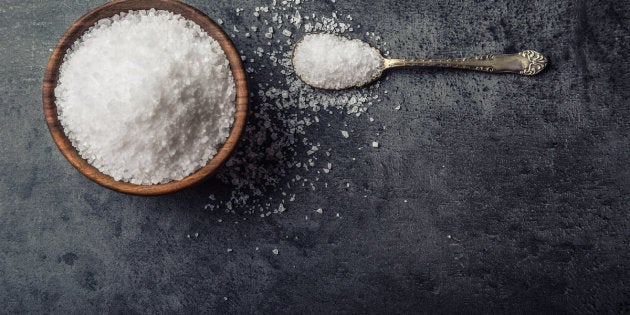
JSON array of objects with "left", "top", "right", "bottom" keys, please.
[
  {"left": 55, "top": 10, "right": 236, "bottom": 185},
  {"left": 292, "top": 33, "right": 383, "bottom": 90}
]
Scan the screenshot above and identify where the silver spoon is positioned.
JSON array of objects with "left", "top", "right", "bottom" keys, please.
[{"left": 292, "top": 35, "right": 548, "bottom": 90}]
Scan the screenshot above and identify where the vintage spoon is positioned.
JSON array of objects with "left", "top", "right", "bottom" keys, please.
[{"left": 292, "top": 35, "right": 548, "bottom": 90}]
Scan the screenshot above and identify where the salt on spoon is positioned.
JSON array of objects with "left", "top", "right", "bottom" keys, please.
[{"left": 292, "top": 33, "right": 548, "bottom": 90}]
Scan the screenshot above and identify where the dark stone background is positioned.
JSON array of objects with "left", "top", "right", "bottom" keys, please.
[{"left": 1, "top": 0, "right": 629, "bottom": 313}]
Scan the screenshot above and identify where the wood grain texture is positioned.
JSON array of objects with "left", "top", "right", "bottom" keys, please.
[{"left": 42, "top": 0, "right": 248, "bottom": 196}]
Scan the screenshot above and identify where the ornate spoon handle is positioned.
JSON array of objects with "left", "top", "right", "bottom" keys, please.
[{"left": 383, "top": 50, "right": 548, "bottom": 76}]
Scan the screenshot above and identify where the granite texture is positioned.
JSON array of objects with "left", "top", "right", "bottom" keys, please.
[{"left": 1, "top": 0, "right": 629, "bottom": 313}]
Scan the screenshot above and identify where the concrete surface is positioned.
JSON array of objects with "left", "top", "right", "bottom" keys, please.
[{"left": 1, "top": 0, "right": 629, "bottom": 313}]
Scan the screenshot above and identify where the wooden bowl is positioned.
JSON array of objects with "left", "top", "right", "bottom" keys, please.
[{"left": 42, "top": 0, "right": 248, "bottom": 196}]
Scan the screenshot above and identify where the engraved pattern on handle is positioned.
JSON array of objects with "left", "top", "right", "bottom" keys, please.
[
  {"left": 383, "top": 50, "right": 548, "bottom": 76},
  {"left": 518, "top": 50, "right": 548, "bottom": 75}
]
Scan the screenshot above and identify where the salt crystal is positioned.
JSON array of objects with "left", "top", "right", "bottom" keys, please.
[
  {"left": 341, "top": 130, "right": 349, "bottom": 138},
  {"left": 272, "top": 248, "right": 279, "bottom": 255},
  {"left": 264, "top": 27, "right": 274, "bottom": 38},
  {"left": 372, "top": 141, "right": 379, "bottom": 148}
]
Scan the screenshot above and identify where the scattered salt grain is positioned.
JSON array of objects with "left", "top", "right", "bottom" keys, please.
[
  {"left": 372, "top": 141, "right": 379, "bottom": 148},
  {"left": 264, "top": 27, "right": 274, "bottom": 38},
  {"left": 341, "top": 130, "right": 349, "bottom": 138},
  {"left": 203, "top": 0, "right": 387, "bottom": 217},
  {"left": 292, "top": 33, "right": 382, "bottom": 89},
  {"left": 277, "top": 203, "right": 286, "bottom": 213},
  {"left": 55, "top": 10, "right": 235, "bottom": 185},
  {"left": 272, "top": 248, "right": 279, "bottom": 255}
]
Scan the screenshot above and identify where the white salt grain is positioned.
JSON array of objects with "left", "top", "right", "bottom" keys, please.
[
  {"left": 55, "top": 10, "right": 235, "bottom": 185},
  {"left": 292, "top": 33, "right": 382, "bottom": 89}
]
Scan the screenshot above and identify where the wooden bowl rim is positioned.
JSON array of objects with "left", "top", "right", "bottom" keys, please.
[{"left": 42, "top": 0, "right": 248, "bottom": 196}]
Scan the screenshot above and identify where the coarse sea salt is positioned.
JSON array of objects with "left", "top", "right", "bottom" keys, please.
[
  {"left": 292, "top": 33, "right": 382, "bottom": 90},
  {"left": 204, "top": 0, "right": 388, "bottom": 218},
  {"left": 55, "top": 10, "right": 235, "bottom": 185}
]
